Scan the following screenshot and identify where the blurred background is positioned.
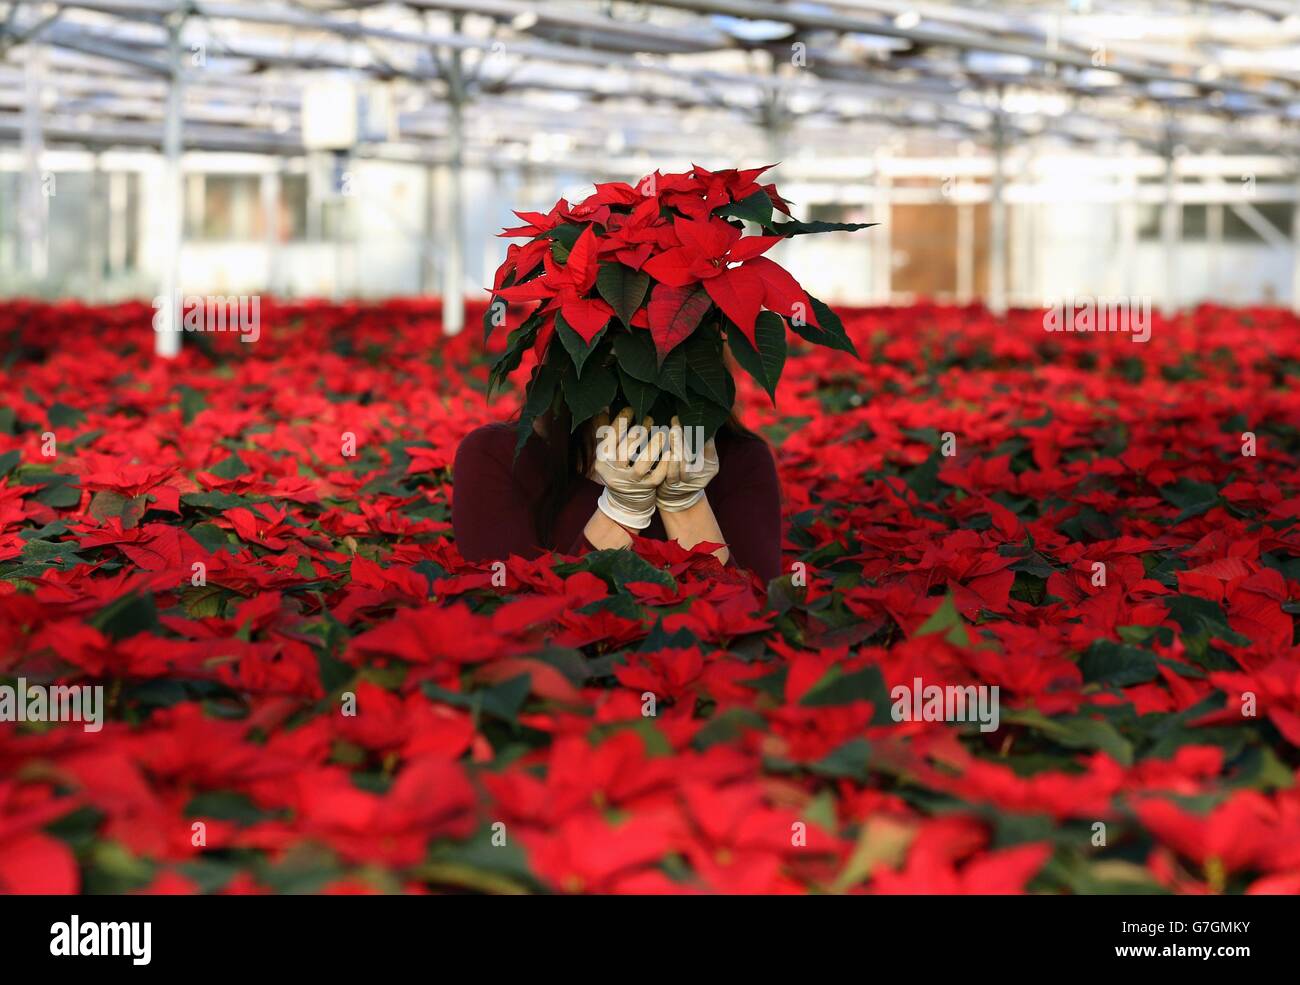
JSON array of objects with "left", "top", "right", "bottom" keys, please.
[{"left": 1, "top": 0, "right": 1299, "bottom": 338}]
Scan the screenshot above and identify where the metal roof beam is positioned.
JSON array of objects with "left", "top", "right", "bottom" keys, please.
[{"left": 646, "top": 0, "right": 1297, "bottom": 104}]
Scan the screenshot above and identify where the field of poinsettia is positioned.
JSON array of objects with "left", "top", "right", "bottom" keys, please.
[{"left": 1, "top": 298, "right": 1298, "bottom": 895}]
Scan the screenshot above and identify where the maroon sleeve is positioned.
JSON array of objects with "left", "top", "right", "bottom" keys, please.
[
  {"left": 709, "top": 438, "right": 783, "bottom": 583},
  {"left": 565, "top": 530, "right": 594, "bottom": 556},
  {"left": 451, "top": 426, "right": 545, "bottom": 563}
]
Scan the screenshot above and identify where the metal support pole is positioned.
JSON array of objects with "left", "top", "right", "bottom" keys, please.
[
  {"left": 89, "top": 152, "right": 105, "bottom": 300},
  {"left": 761, "top": 78, "right": 789, "bottom": 187},
  {"left": 872, "top": 156, "right": 891, "bottom": 305},
  {"left": 1116, "top": 146, "right": 1138, "bottom": 296},
  {"left": 1208, "top": 199, "right": 1223, "bottom": 300},
  {"left": 260, "top": 166, "right": 280, "bottom": 296},
  {"left": 1161, "top": 133, "right": 1181, "bottom": 317},
  {"left": 331, "top": 152, "right": 343, "bottom": 301},
  {"left": 956, "top": 198, "right": 974, "bottom": 304},
  {"left": 988, "top": 111, "right": 1008, "bottom": 316},
  {"left": 1292, "top": 173, "right": 1300, "bottom": 314},
  {"left": 441, "top": 14, "right": 466, "bottom": 336},
  {"left": 760, "top": 88, "right": 790, "bottom": 271},
  {"left": 1022, "top": 149, "right": 1039, "bottom": 305},
  {"left": 1032, "top": 200, "right": 1042, "bottom": 306},
  {"left": 108, "top": 169, "right": 128, "bottom": 275},
  {"left": 1013, "top": 179, "right": 1031, "bottom": 307},
  {"left": 442, "top": 103, "right": 465, "bottom": 334},
  {"left": 483, "top": 164, "right": 504, "bottom": 286},
  {"left": 305, "top": 154, "right": 321, "bottom": 242},
  {"left": 20, "top": 43, "right": 48, "bottom": 282},
  {"left": 421, "top": 163, "right": 436, "bottom": 295},
  {"left": 156, "top": 13, "right": 185, "bottom": 357}
]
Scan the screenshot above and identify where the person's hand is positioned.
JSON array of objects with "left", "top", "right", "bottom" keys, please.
[
  {"left": 591, "top": 408, "right": 669, "bottom": 530},
  {"left": 656, "top": 416, "right": 719, "bottom": 513}
]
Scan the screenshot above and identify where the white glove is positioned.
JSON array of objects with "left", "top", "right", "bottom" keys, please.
[
  {"left": 656, "top": 416, "right": 719, "bottom": 512},
  {"left": 591, "top": 408, "right": 669, "bottom": 530}
]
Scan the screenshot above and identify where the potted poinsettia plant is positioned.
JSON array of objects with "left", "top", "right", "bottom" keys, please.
[{"left": 484, "top": 164, "right": 872, "bottom": 456}]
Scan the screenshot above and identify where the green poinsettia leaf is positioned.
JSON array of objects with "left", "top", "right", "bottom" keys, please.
[
  {"left": 613, "top": 327, "right": 691, "bottom": 405},
  {"left": 788, "top": 294, "right": 859, "bottom": 359},
  {"left": 676, "top": 395, "right": 730, "bottom": 443},
  {"left": 683, "top": 328, "right": 734, "bottom": 409},
  {"left": 715, "top": 188, "right": 773, "bottom": 227},
  {"left": 544, "top": 224, "right": 584, "bottom": 249},
  {"left": 765, "top": 219, "right": 877, "bottom": 237},
  {"left": 596, "top": 262, "right": 651, "bottom": 329},
  {"left": 611, "top": 328, "right": 659, "bottom": 384},
  {"left": 513, "top": 354, "right": 561, "bottom": 462},
  {"left": 655, "top": 343, "right": 691, "bottom": 404},
  {"left": 88, "top": 490, "right": 149, "bottom": 529},
  {"left": 561, "top": 362, "right": 618, "bottom": 431},
  {"left": 915, "top": 593, "right": 971, "bottom": 646},
  {"left": 726, "top": 311, "right": 786, "bottom": 404},
  {"left": 646, "top": 390, "right": 680, "bottom": 427},
  {"left": 1159, "top": 478, "right": 1222, "bottom": 523},
  {"left": 483, "top": 300, "right": 503, "bottom": 345},
  {"left": 574, "top": 548, "right": 676, "bottom": 592},
  {"left": 555, "top": 312, "right": 608, "bottom": 378},
  {"left": 618, "top": 366, "right": 660, "bottom": 421},
  {"left": 483, "top": 264, "right": 517, "bottom": 344},
  {"left": 488, "top": 312, "right": 542, "bottom": 398}
]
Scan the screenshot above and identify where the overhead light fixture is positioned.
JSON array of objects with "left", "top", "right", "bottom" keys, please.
[
  {"left": 710, "top": 15, "right": 796, "bottom": 42},
  {"left": 893, "top": 12, "right": 921, "bottom": 30},
  {"left": 302, "top": 76, "right": 360, "bottom": 150},
  {"left": 1078, "top": 69, "right": 1122, "bottom": 87},
  {"left": 964, "top": 52, "right": 1034, "bottom": 76},
  {"left": 511, "top": 12, "right": 539, "bottom": 31},
  {"left": 1000, "top": 89, "right": 1043, "bottom": 115},
  {"left": 1147, "top": 80, "right": 1198, "bottom": 100}
]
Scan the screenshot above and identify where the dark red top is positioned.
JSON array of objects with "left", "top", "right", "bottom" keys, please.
[{"left": 452, "top": 422, "right": 782, "bottom": 582}]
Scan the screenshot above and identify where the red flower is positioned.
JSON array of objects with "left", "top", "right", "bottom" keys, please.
[
  {"left": 641, "top": 216, "right": 784, "bottom": 343},
  {"left": 872, "top": 840, "right": 1052, "bottom": 895},
  {"left": 0, "top": 782, "right": 81, "bottom": 893},
  {"left": 287, "top": 757, "right": 476, "bottom": 866},
  {"left": 493, "top": 225, "right": 613, "bottom": 346},
  {"left": 523, "top": 809, "right": 681, "bottom": 893}
]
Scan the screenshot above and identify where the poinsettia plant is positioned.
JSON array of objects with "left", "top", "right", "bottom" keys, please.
[{"left": 484, "top": 164, "right": 873, "bottom": 455}]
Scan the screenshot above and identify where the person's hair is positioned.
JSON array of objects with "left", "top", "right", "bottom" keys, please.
[{"left": 524, "top": 408, "right": 759, "bottom": 549}]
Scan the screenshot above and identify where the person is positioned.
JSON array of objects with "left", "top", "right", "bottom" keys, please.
[{"left": 453, "top": 405, "right": 781, "bottom": 582}]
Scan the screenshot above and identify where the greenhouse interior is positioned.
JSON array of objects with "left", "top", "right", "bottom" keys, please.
[{"left": 2, "top": 0, "right": 1299, "bottom": 321}]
